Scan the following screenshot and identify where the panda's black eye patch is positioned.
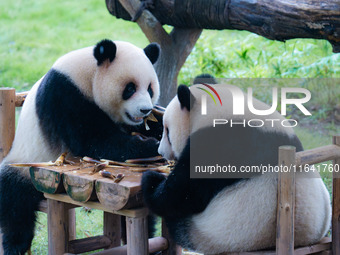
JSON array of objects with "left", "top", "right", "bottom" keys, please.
[
  {"left": 148, "top": 84, "right": 153, "bottom": 98},
  {"left": 123, "top": 82, "right": 136, "bottom": 100}
]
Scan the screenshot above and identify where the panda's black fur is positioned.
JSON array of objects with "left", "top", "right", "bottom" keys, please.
[
  {"left": 0, "top": 39, "right": 162, "bottom": 254},
  {"left": 141, "top": 85, "right": 307, "bottom": 251}
]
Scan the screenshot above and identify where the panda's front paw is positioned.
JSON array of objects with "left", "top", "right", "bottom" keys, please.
[{"left": 141, "top": 171, "right": 165, "bottom": 193}]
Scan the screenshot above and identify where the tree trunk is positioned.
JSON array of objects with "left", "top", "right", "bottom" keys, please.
[
  {"left": 111, "top": 0, "right": 202, "bottom": 106},
  {"left": 106, "top": 0, "right": 340, "bottom": 53}
]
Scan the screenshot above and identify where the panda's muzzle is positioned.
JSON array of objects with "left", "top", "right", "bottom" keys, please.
[{"left": 126, "top": 112, "right": 145, "bottom": 123}]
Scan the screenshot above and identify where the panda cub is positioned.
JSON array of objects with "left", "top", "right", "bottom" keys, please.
[
  {"left": 0, "top": 39, "right": 161, "bottom": 254},
  {"left": 142, "top": 84, "right": 331, "bottom": 254}
]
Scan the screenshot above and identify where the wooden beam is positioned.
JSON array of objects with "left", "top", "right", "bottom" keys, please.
[
  {"left": 296, "top": 144, "right": 340, "bottom": 167},
  {"left": 276, "top": 146, "right": 296, "bottom": 255},
  {"left": 15, "top": 91, "right": 28, "bottom": 107},
  {"left": 68, "top": 235, "right": 111, "bottom": 254},
  {"left": 332, "top": 135, "right": 340, "bottom": 255},
  {"left": 78, "top": 237, "right": 168, "bottom": 255},
  {"left": 44, "top": 193, "right": 148, "bottom": 218},
  {"left": 0, "top": 88, "right": 16, "bottom": 162},
  {"left": 220, "top": 237, "right": 331, "bottom": 254}
]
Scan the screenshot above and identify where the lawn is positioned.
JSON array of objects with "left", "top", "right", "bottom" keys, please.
[{"left": 1, "top": 0, "right": 340, "bottom": 254}]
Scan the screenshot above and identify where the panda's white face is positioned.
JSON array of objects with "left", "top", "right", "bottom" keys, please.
[
  {"left": 120, "top": 81, "right": 154, "bottom": 125},
  {"left": 92, "top": 41, "right": 160, "bottom": 125},
  {"left": 158, "top": 96, "right": 190, "bottom": 160}
]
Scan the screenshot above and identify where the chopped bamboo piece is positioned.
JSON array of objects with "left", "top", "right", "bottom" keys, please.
[
  {"left": 99, "top": 170, "right": 115, "bottom": 179},
  {"left": 55, "top": 152, "right": 68, "bottom": 166},
  {"left": 10, "top": 152, "right": 69, "bottom": 167},
  {"left": 125, "top": 155, "right": 165, "bottom": 164},
  {"left": 144, "top": 113, "right": 158, "bottom": 130},
  {"left": 114, "top": 173, "right": 125, "bottom": 183}
]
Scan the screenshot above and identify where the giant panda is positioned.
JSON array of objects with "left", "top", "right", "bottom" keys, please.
[
  {"left": 142, "top": 84, "right": 331, "bottom": 254},
  {"left": 0, "top": 39, "right": 162, "bottom": 254}
]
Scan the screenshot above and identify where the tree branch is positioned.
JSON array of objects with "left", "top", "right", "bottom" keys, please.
[
  {"left": 107, "top": 0, "right": 340, "bottom": 52},
  {"left": 115, "top": 0, "right": 170, "bottom": 45}
]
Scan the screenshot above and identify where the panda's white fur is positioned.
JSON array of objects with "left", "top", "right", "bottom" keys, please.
[
  {"left": 0, "top": 39, "right": 162, "bottom": 254},
  {"left": 3, "top": 79, "right": 56, "bottom": 166},
  {"left": 144, "top": 84, "right": 331, "bottom": 254},
  {"left": 189, "top": 173, "right": 330, "bottom": 253}
]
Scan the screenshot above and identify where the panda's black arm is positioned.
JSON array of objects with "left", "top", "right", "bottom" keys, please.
[
  {"left": 142, "top": 141, "right": 224, "bottom": 218},
  {"left": 35, "top": 69, "right": 159, "bottom": 161}
]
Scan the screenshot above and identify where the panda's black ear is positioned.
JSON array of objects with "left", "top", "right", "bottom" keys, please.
[
  {"left": 94, "top": 39, "right": 117, "bottom": 66},
  {"left": 178, "top": 85, "right": 195, "bottom": 111},
  {"left": 144, "top": 43, "right": 160, "bottom": 64}
]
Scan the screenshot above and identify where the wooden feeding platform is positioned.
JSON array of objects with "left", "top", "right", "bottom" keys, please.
[{"left": 29, "top": 156, "right": 169, "bottom": 211}]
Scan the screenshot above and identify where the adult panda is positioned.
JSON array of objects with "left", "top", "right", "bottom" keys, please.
[
  {"left": 0, "top": 39, "right": 162, "bottom": 254},
  {"left": 142, "top": 84, "right": 331, "bottom": 253}
]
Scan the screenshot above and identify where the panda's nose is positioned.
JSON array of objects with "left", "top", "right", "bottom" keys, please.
[{"left": 140, "top": 108, "right": 152, "bottom": 115}]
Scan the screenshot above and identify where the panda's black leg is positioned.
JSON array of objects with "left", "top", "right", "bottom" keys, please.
[{"left": 0, "top": 165, "right": 44, "bottom": 255}]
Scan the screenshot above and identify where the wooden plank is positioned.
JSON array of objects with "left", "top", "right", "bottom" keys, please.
[
  {"left": 63, "top": 166, "right": 98, "bottom": 202},
  {"left": 276, "top": 146, "right": 296, "bottom": 255},
  {"left": 30, "top": 165, "right": 83, "bottom": 194},
  {"left": 161, "top": 218, "right": 182, "bottom": 255},
  {"left": 48, "top": 199, "right": 70, "bottom": 255},
  {"left": 68, "top": 235, "right": 111, "bottom": 253},
  {"left": 0, "top": 88, "right": 16, "bottom": 162},
  {"left": 332, "top": 135, "right": 340, "bottom": 255},
  {"left": 95, "top": 168, "right": 143, "bottom": 210},
  {"left": 44, "top": 193, "right": 148, "bottom": 218},
  {"left": 294, "top": 241, "right": 331, "bottom": 255},
  {"left": 103, "top": 212, "right": 121, "bottom": 248},
  {"left": 296, "top": 144, "right": 340, "bottom": 167},
  {"left": 126, "top": 216, "right": 148, "bottom": 255}
]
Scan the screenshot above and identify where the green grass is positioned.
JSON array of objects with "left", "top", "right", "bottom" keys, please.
[
  {"left": 1, "top": 0, "right": 340, "bottom": 254},
  {"left": 0, "top": 0, "right": 148, "bottom": 90}
]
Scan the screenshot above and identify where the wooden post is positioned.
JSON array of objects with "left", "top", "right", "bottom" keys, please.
[
  {"left": 276, "top": 146, "right": 296, "bottom": 255},
  {"left": 126, "top": 216, "right": 148, "bottom": 255},
  {"left": 332, "top": 135, "right": 340, "bottom": 255},
  {"left": 161, "top": 218, "right": 182, "bottom": 255},
  {"left": 0, "top": 88, "right": 16, "bottom": 255},
  {"left": 47, "top": 199, "right": 70, "bottom": 255},
  {"left": 68, "top": 208, "right": 76, "bottom": 241},
  {"left": 0, "top": 88, "right": 16, "bottom": 162},
  {"left": 104, "top": 212, "right": 121, "bottom": 248}
]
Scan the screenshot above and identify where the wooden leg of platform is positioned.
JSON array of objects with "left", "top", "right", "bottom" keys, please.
[
  {"left": 68, "top": 208, "right": 76, "bottom": 241},
  {"left": 48, "top": 199, "right": 70, "bottom": 255},
  {"left": 104, "top": 212, "right": 121, "bottom": 248},
  {"left": 126, "top": 216, "right": 148, "bottom": 255},
  {"left": 161, "top": 218, "right": 182, "bottom": 255}
]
